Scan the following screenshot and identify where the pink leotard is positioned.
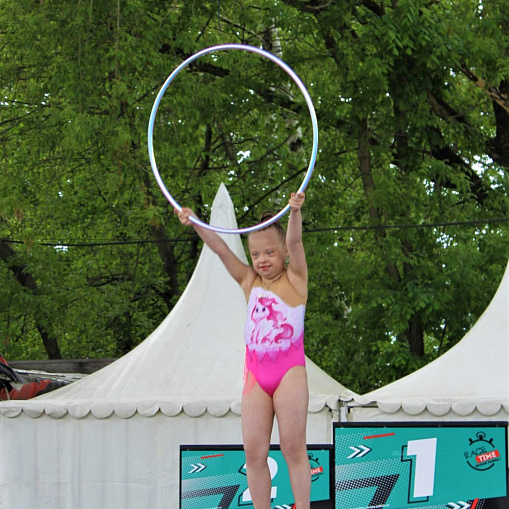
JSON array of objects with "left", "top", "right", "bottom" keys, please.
[{"left": 244, "top": 271, "right": 307, "bottom": 396}]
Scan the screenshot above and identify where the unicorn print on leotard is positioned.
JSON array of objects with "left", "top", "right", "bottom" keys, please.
[{"left": 249, "top": 295, "right": 294, "bottom": 350}]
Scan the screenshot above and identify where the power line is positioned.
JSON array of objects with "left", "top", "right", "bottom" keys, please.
[
  {"left": 304, "top": 216, "right": 509, "bottom": 233},
  {"left": 1, "top": 238, "right": 190, "bottom": 248},
  {"left": 1, "top": 217, "right": 508, "bottom": 248}
]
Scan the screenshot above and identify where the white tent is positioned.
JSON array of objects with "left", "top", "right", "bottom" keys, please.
[
  {"left": 347, "top": 260, "right": 509, "bottom": 422},
  {"left": 0, "top": 184, "right": 350, "bottom": 509}
]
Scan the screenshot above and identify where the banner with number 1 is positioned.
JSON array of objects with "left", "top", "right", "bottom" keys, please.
[{"left": 334, "top": 422, "right": 508, "bottom": 509}]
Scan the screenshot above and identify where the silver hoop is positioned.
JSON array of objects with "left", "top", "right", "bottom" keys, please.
[{"left": 148, "top": 44, "right": 318, "bottom": 234}]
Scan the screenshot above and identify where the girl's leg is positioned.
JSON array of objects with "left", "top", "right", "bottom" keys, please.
[
  {"left": 241, "top": 371, "right": 275, "bottom": 509},
  {"left": 273, "top": 366, "right": 310, "bottom": 509}
]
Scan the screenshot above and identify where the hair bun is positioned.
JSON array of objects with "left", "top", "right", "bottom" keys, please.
[
  {"left": 260, "top": 211, "right": 274, "bottom": 223},
  {"left": 251, "top": 210, "right": 286, "bottom": 240}
]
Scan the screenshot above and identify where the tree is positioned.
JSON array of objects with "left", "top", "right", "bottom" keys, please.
[{"left": 0, "top": 0, "right": 507, "bottom": 393}]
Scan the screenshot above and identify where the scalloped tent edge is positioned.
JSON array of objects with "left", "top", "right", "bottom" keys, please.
[{"left": 0, "top": 374, "right": 350, "bottom": 420}]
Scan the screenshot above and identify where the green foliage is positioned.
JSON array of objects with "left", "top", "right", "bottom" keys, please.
[{"left": 0, "top": 0, "right": 507, "bottom": 394}]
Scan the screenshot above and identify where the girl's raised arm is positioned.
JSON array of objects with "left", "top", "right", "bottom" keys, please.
[
  {"left": 176, "top": 208, "right": 255, "bottom": 292},
  {"left": 285, "top": 193, "right": 307, "bottom": 296}
]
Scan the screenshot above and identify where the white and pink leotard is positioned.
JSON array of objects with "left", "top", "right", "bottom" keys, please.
[{"left": 244, "top": 271, "right": 306, "bottom": 396}]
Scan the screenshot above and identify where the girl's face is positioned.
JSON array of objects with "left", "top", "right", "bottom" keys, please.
[{"left": 248, "top": 228, "right": 287, "bottom": 281}]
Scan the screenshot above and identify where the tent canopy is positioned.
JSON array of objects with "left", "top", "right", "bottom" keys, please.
[
  {"left": 1, "top": 183, "right": 349, "bottom": 420},
  {"left": 350, "top": 261, "right": 509, "bottom": 418}
]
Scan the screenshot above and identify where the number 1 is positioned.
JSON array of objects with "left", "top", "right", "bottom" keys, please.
[{"left": 404, "top": 438, "right": 437, "bottom": 499}]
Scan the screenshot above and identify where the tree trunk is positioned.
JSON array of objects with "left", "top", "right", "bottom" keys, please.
[
  {"left": 357, "top": 118, "right": 401, "bottom": 282},
  {"left": 0, "top": 241, "right": 62, "bottom": 359}
]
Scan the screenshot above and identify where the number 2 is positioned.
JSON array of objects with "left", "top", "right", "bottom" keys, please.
[{"left": 241, "top": 456, "right": 278, "bottom": 504}]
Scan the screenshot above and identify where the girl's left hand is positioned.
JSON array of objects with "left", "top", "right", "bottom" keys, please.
[{"left": 289, "top": 192, "right": 305, "bottom": 212}]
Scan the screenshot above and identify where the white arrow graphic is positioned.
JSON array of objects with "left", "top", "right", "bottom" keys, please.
[
  {"left": 189, "top": 463, "right": 206, "bottom": 474},
  {"left": 347, "top": 445, "right": 372, "bottom": 459},
  {"left": 447, "top": 502, "right": 471, "bottom": 509}
]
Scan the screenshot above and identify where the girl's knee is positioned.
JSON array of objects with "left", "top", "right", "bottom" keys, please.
[
  {"left": 244, "top": 441, "right": 269, "bottom": 466},
  {"left": 280, "top": 438, "right": 307, "bottom": 464}
]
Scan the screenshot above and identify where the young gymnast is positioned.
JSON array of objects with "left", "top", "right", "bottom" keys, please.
[{"left": 176, "top": 192, "right": 310, "bottom": 509}]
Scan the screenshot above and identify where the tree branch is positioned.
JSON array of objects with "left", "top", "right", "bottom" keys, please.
[
  {"left": 460, "top": 64, "right": 509, "bottom": 114},
  {"left": 280, "top": 0, "right": 332, "bottom": 14}
]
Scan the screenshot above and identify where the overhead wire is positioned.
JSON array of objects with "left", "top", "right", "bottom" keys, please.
[{"left": 1, "top": 217, "right": 508, "bottom": 248}]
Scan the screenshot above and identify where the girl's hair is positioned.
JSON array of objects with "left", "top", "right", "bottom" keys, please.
[{"left": 249, "top": 211, "right": 286, "bottom": 244}]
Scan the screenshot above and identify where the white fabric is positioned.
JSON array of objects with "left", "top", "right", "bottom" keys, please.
[
  {"left": 349, "top": 260, "right": 509, "bottom": 420},
  {"left": 0, "top": 410, "right": 337, "bottom": 509},
  {"left": 0, "top": 184, "right": 350, "bottom": 509}
]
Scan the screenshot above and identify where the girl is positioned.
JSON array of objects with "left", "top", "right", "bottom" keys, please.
[{"left": 176, "top": 192, "right": 310, "bottom": 509}]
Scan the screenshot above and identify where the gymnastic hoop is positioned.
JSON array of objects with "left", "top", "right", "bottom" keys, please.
[{"left": 147, "top": 43, "right": 318, "bottom": 234}]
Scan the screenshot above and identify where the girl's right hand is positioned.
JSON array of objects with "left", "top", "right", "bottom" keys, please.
[{"left": 175, "top": 207, "right": 196, "bottom": 227}]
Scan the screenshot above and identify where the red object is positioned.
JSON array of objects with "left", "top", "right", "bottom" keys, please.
[
  {"left": 0, "top": 378, "right": 57, "bottom": 400},
  {"left": 0, "top": 355, "right": 68, "bottom": 400}
]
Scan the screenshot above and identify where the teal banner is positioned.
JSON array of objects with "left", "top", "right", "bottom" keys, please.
[
  {"left": 180, "top": 445, "right": 331, "bottom": 508},
  {"left": 334, "top": 422, "right": 508, "bottom": 509}
]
